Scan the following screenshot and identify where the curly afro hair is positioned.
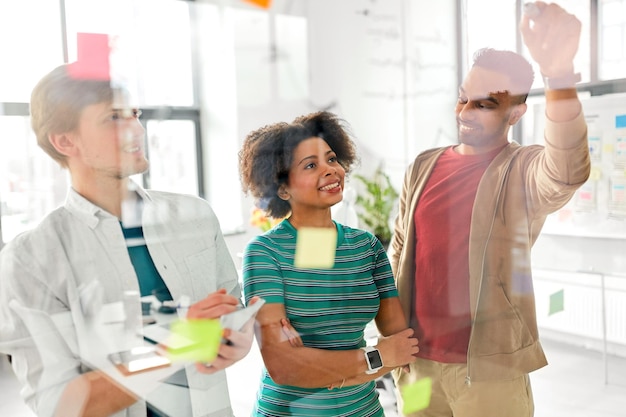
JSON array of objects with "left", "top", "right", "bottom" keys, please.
[{"left": 238, "top": 111, "right": 358, "bottom": 219}]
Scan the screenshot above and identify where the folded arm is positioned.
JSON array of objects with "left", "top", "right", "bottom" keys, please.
[{"left": 255, "top": 301, "right": 417, "bottom": 389}]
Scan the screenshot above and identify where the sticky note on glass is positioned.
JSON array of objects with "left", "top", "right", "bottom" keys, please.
[
  {"left": 400, "top": 377, "right": 432, "bottom": 414},
  {"left": 244, "top": 0, "right": 272, "bottom": 8},
  {"left": 68, "top": 33, "right": 111, "bottom": 81},
  {"left": 589, "top": 167, "right": 602, "bottom": 181},
  {"left": 294, "top": 227, "right": 337, "bottom": 269},
  {"left": 165, "top": 319, "right": 223, "bottom": 363},
  {"left": 549, "top": 289, "right": 565, "bottom": 316}
]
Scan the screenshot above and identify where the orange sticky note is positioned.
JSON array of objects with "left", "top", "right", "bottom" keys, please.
[
  {"left": 294, "top": 227, "right": 337, "bottom": 269},
  {"left": 244, "top": 0, "right": 272, "bottom": 8},
  {"left": 401, "top": 377, "right": 432, "bottom": 414}
]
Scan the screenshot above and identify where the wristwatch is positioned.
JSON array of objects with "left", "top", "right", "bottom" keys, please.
[
  {"left": 542, "top": 72, "right": 581, "bottom": 90},
  {"left": 361, "top": 346, "right": 383, "bottom": 374}
]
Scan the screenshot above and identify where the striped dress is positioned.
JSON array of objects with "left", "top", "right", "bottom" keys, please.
[{"left": 242, "top": 219, "right": 398, "bottom": 416}]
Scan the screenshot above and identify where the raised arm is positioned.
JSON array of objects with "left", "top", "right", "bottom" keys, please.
[
  {"left": 519, "top": 2, "right": 590, "bottom": 211},
  {"left": 520, "top": 1, "right": 583, "bottom": 122}
]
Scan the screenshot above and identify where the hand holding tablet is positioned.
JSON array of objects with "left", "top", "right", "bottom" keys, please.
[{"left": 220, "top": 297, "right": 266, "bottom": 331}]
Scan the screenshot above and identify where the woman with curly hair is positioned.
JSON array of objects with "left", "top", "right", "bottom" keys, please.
[{"left": 239, "top": 111, "right": 419, "bottom": 416}]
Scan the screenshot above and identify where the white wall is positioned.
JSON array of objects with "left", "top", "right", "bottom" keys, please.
[
  {"left": 194, "top": 0, "right": 314, "bottom": 237},
  {"left": 307, "top": 0, "right": 458, "bottom": 188},
  {"left": 217, "top": 0, "right": 459, "bottom": 256}
]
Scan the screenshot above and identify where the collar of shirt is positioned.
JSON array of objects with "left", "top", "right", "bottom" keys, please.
[{"left": 63, "top": 180, "right": 154, "bottom": 229}]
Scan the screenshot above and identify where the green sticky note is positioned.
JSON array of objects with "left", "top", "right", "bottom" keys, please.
[
  {"left": 401, "top": 377, "right": 432, "bottom": 414},
  {"left": 165, "top": 319, "right": 223, "bottom": 362},
  {"left": 294, "top": 227, "right": 337, "bottom": 269},
  {"left": 549, "top": 289, "right": 565, "bottom": 316}
]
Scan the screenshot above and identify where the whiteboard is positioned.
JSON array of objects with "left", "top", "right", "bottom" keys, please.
[{"left": 532, "top": 92, "right": 626, "bottom": 239}]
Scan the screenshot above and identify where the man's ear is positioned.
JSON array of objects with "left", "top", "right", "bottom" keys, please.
[
  {"left": 48, "top": 133, "right": 77, "bottom": 157},
  {"left": 509, "top": 103, "right": 527, "bottom": 125}
]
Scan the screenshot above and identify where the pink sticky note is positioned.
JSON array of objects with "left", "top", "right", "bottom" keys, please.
[{"left": 68, "top": 33, "right": 111, "bottom": 81}]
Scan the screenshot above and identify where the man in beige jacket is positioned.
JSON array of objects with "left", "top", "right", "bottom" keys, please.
[{"left": 389, "top": 2, "right": 590, "bottom": 416}]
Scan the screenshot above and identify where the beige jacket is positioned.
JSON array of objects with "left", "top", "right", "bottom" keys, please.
[{"left": 389, "top": 112, "right": 590, "bottom": 382}]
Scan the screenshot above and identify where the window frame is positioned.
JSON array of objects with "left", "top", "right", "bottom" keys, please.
[
  {"left": 458, "top": 0, "right": 626, "bottom": 98},
  {"left": 0, "top": 0, "right": 205, "bottom": 248},
  {"left": 458, "top": 0, "right": 626, "bottom": 145},
  {"left": 535, "top": 0, "right": 626, "bottom": 98}
]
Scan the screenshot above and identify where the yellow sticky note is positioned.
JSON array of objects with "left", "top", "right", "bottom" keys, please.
[
  {"left": 401, "top": 377, "right": 432, "bottom": 414},
  {"left": 603, "top": 143, "right": 614, "bottom": 153},
  {"left": 165, "top": 319, "right": 223, "bottom": 363},
  {"left": 294, "top": 227, "right": 337, "bottom": 269},
  {"left": 589, "top": 167, "right": 602, "bottom": 181}
]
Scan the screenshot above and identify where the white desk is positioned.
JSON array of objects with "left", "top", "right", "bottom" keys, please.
[{"left": 69, "top": 302, "right": 231, "bottom": 416}]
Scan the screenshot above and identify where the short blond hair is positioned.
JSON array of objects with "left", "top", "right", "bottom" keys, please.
[{"left": 29, "top": 64, "right": 114, "bottom": 167}]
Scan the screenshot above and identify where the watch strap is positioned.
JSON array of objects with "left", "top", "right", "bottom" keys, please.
[{"left": 542, "top": 72, "right": 581, "bottom": 90}]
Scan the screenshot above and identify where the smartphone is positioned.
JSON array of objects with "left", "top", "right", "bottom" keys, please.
[
  {"left": 220, "top": 298, "right": 266, "bottom": 331},
  {"left": 108, "top": 346, "right": 171, "bottom": 376}
]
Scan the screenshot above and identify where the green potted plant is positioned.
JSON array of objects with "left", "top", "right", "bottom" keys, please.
[{"left": 353, "top": 165, "right": 399, "bottom": 247}]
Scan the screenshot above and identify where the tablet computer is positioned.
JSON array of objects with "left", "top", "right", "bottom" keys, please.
[{"left": 220, "top": 298, "right": 266, "bottom": 331}]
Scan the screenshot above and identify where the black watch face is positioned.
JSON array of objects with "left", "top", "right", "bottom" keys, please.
[{"left": 367, "top": 350, "right": 383, "bottom": 369}]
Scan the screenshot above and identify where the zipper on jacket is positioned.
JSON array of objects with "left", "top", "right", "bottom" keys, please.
[{"left": 465, "top": 155, "right": 513, "bottom": 386}]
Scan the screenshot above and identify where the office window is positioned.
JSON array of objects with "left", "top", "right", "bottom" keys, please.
[
  {"left": 135, "top": 119, "right": 199, "bottom": 195},
  {"left": 0, "top": 116, "right": 68, "bottom": 243},
  {"left": 0, "top": 0, "right": 64, "bottom": 102},
  {"left": 64, "top": 0, "right": 195, "bottom": 107},
  {"left": 0, "top": 0, "right": 67, "bottom": 245},
  {"left": 599, "top": 0, "right": 626, "bottom": 80},
  {"left": 463, "top": 0, "right": 590, "bottom": 87},
  {"left": 232, "top": 9, "right": 310, "bottom": 106},
  {"left": 275, "top": 15, "right": 310, "bottom": 100},
  {"left": 462, "top": 0, "right": 517, "bottom": 74},
  {"left": 0, "top": 0, "right": 205, "bottom": 246},
  {"left": 232, "top": 8, "right": 272, "bottom": 106}
]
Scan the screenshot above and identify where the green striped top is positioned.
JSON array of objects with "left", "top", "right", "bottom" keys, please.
[{"left": 242, "top": 219, "right": 397, "bottom": 416}]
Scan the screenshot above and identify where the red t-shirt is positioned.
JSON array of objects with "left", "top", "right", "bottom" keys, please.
[{"left": 413, "top": 145, "right": 502, "bottom": 363}]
